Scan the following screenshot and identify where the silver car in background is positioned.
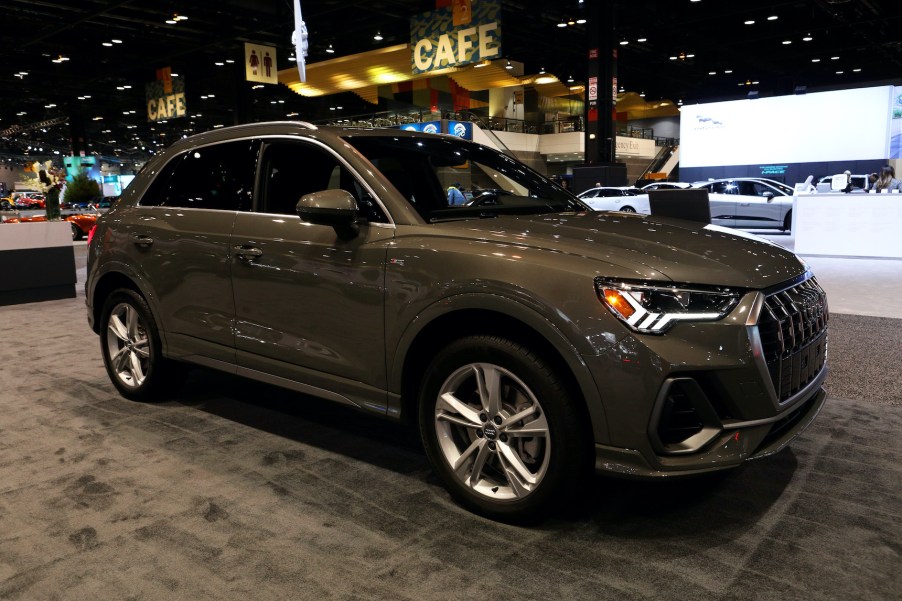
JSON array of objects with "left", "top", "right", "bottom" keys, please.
[
  {"left": 692, "top": 178, "right": 794, "bottom": 231},
  {"left": 577, "top": 186, "right": 651, "bottom": 213}
]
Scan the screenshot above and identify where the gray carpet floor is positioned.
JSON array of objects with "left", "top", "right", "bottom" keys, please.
[{"left": 0, "top": 281, "right": 900, "bottom": 599}]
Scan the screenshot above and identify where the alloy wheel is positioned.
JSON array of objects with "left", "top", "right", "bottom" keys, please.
[
  {"left": 104, "top": 302, "right": 150, "bottom": 388},
  {"left": 433, "top": 362, "right": 550, "bottom": 501}
]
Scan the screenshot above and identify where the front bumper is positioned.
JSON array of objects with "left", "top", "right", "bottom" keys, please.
[{"left": 586, "top": 275, "right": 829, "bottom": 478}]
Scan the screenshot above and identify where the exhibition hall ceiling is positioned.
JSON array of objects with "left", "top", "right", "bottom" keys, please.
[{"left": 2, "top": 0, "right": 900, "bottom": 162}]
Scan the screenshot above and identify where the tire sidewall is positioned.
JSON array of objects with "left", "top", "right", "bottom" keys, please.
[{"left": 418, "top": 335, "right": 586, "bottom": 521}]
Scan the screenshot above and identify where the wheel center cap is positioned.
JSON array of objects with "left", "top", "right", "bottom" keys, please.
[{"left": 483, "top": 423, "right": 498, "bottom": 441}]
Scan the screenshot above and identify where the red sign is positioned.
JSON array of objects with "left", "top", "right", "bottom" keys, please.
[{"left": 589, "top": 48, "right": 598, "bottom": 59}]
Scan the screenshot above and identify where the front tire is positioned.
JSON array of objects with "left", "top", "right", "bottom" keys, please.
[
  {"left": 782, "top": 209, "right": 792, "bottom": 232},
  {"left": 70, "top": 222, "right": 82, "bottom": 241},
  {"left": 620, "top": 205, "right": 636, "bottom": 213},
  {"left": 418, "top": 335, "right": 590, "bottom": 522},
  {"left": 99, "top": 289, "right": 183, "bottom": 401}
]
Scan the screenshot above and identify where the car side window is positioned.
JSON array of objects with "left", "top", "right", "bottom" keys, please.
[
  {"left": 259, "top": 140, "right": 388, "bottom": 223},
  {"left": 710, "top": 182, "right": 735, "bottom": 195},
  {"left": 139, "top": 140, "right": 258, "bottom": 210}
]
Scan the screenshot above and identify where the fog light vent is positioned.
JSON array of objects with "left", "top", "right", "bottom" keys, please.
[
  {"left": 650, "top": 377, "right": 723, "bottom": 454},
  {"left": 658, "top": 382, "right": 704, "bottom": 445}
]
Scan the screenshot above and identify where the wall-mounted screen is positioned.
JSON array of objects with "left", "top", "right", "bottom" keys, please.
[{"left": 680, "top": 86, "right": 893, "bottom": 168}]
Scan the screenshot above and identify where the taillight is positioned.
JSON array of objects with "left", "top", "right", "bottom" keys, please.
[{"left": 87, "top": 225, "right": 97, "bottom": 245}]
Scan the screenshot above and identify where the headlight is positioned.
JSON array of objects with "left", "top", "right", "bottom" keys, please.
[{"left": 595, "top": 278, "right": 740, "bottom": 334}]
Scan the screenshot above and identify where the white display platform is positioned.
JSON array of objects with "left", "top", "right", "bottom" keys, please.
[
  {"left": 793, "top": 192, "right": 902, "bottom": 259},
  {"left": 0, "top": 220, "right": 72, "bottom": 251}
]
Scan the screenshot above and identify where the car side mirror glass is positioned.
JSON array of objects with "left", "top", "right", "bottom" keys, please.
[{"left": 296, "top": 189, "right": 360, "bottom": 240}]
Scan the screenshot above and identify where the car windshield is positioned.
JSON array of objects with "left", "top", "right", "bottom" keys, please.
[{"left": 344, "top": 134, "right": 586, "bottom": 222}]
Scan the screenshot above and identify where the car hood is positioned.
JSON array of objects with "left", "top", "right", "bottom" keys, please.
[{"left": 435, "top": 211, "right": 806, "bottom": 289}]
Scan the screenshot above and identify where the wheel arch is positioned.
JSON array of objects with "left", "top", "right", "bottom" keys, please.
[
  {"left": 392, "top": 298, "right": 608, "bottom": 444},
  {"left": 90, "top": 270, "right": 151, "bottom": 334}
]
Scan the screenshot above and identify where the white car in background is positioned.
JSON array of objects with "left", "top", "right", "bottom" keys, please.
[
  {"left": 640, "top": 182, "right": 692, "bottom": 191},
  {"left": 577, "top": 186, "right": 650, "bottom": 213},
  {"left": 692, "top": 178, "right": 794, "bottom": 231}
]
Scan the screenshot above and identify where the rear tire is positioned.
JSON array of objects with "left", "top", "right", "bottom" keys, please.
[
  {"left": 417, "top": 335, "right": 590, "bottom": 522},
  {"left": 782, "top": 210, "right": 792, "bottom": 232},
  {"left": 99, "top": 289, "right": 184, "bottom": 401},
  {"left": 620, "top": 205, "right": 636, "bottom": 213}
]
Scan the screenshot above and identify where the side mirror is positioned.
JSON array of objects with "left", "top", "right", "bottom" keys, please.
[
  {"left": 296, "top": 189, "right": 360, "bottom": 240},
  {"left": 763, "top": 191, "right": 774, "bottom": 201}
]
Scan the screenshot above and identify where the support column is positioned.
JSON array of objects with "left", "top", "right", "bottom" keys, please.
[{"left": 574, "top": 0, "right": 626, "bottom": 190}]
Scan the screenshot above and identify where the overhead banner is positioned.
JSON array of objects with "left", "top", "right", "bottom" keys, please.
[
  {"left": 410, "top": 0, "right": 501, "bottom": 75},
  {"left": 245, "top": 42, "right": 278, "bottom": 84}
]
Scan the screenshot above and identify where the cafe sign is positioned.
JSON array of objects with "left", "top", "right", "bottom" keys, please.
[
  {"left": 410, "top": 0, "right": 501, "bottom": 75},
  {"left": 146, "top": 68, "right": 186, "bottom": 122}
]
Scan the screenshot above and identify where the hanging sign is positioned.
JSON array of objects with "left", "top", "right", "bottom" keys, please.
[
  {"left": 292, "top": 0, "right": 308, "bottom": 82},
  {"left": 146, "top": 72, "right": 186, "bottom": 122},
  {"left": 245, "top": 43, "right": 278, "bottom": 84},
  {"left": 410, "top": 0, "right": 501, "bottom": 74}
]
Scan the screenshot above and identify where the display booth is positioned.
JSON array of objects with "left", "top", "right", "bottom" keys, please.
[
  {"left": 793, "top": 192, "right": 902, "bottom": 259},
  {"left": 0, "top": 221, "right": 77, "bottom": 305}
]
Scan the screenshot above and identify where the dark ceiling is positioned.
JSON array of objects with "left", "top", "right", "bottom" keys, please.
[{"left": 2, "top": 0, "right": 901, "bottom": 165}]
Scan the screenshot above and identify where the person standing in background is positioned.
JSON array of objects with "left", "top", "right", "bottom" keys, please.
[{"left": 873, "top": 165, "right": 902, "bottom": 192}]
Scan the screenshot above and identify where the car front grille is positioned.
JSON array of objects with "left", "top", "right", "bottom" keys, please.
[{"left": 757, "top": 277, "right": 829, "bottom": 403}]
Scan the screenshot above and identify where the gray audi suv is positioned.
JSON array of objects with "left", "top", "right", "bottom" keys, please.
[{"left": 85, "top": 122, "right": 828, "bottom": 521}]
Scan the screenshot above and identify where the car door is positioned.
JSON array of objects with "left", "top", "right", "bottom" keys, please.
[
  {"left": 123, "top": 139, "right": 259, "bottom": 364},
  {"left": 703, "top": 182, "right": 737, "bottom": 228},
  {"left": 733, "top": 181, "right": 784, "bottom": 228},
  {"left": 230, "top": 138, "right": 394, "bottom": 409}
]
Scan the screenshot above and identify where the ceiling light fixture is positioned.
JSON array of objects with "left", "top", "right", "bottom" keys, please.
[
  {"left": 373, "top": 31, "right": 383, "bottom": 41},
  {"left": 102, "top": 42, "right": 113, "bottom": 47},
  {"left": 767, "top": 15, "right": 778, "bottom": 21},
  {"left": 576, "top": 18, "right": 586, "bottom": 24},
  {"left": 326, "top": 44, "right": 335, "bottom": 54},
  {"left": 782, "top": 40, "right": 792, "bottom": 45},
  {"left": 803, "top": 34, "right": 813, "bottom": 41},
  {"left": 557, "top": 22, "right": 567, "bottom": 28},
  {"left": 637, "top": 37, "right": 647, "bottom": 42},
  {"left": 744, "top": 20, "right": 755, "bottom": 25},
  {"left": 619, "top": 40, "right": 629, "bottom": 45},
  {"left": 505, "top": 59, "right": 512, "bottom": 70}
]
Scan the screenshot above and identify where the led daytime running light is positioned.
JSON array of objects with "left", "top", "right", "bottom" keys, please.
[{"left": 597, "top": 279, "right": 740, "bottom": 334}]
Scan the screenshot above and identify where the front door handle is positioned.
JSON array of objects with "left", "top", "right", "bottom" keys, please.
[
  {"left": 130, "top": 234, "right": 154, "bottom": 247},
  {"left": 233, "top": 245, "right": 263, "bottom": 261}
]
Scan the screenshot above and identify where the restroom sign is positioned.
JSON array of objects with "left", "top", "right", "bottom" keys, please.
[{"left": 245, "top": 43, "right": 278, "bottom": 84}]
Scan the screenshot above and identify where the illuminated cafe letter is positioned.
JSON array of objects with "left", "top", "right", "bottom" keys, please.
[
  {"left": 147, "top": 99, "right": 158, "bottom": 121},
  {"left": 479, "top": 22, "right": 500, "bottom": 59},
  {"left": 434, "top": 33, "right": 455, "bottom": 68},
  {"left": 414, "top": 38, "right": 433, "bottom": 71},
  {"left": 457, "top": 26, "right": 476, "bottom": 62}
]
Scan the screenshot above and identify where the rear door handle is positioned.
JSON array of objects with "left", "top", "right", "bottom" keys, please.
[
  {"left": 130, "top": 234, "right": 154, "bottom": 247},
  {"left": 233, "top": 245, "right": 263, "bottom": 261}
]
